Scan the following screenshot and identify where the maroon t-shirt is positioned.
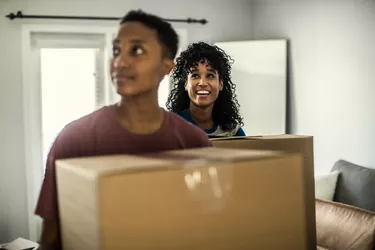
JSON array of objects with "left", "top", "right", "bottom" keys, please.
[{"left": 35, "top": 105, "right": 211, "bottom": 221}]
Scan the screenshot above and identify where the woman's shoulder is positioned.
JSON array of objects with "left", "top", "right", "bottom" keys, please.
[
  {"left": 166, "top": 110, "right": 197, "bottom": 129},
  {"left": 235, "top": 127, "right": 246, "bottom": 136},
  {"left": 210, "top": 124, "right": 245, "bottom": 137},
  {"left": 177, "top": 109, "right": 191, "bottom": 120}
]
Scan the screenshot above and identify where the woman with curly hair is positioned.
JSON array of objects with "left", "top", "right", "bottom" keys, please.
[{"left": 166, "top": 41, "right": 245, "bottom": 137}]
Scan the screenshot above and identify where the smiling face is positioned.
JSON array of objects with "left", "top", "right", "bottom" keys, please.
[
  {"left": 185, "top": 60, "right": 223, "bottom": 109},
  {"left": 110, "top": 21, "right": 174, "bottom": 97}
]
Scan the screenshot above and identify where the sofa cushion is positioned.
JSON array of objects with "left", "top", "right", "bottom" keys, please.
[
  {"left": 331, "top": 160, "right": 375, "bottom": 212},
  {"left": 314, "top": 171, "right": 339, "bottom": 201},
  {"left": 316, "top": 199, "right": 375, "bottom": 250}
]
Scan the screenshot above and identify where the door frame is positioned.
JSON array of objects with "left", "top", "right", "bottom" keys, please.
[
  {"left": 21, "top": 24, "right": 187, "bottom": 241},
  {"left": 21, "top": 24, "right": 117, "bottom": 241}
]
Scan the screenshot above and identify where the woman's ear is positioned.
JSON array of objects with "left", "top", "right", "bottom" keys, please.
[
  {"left": 219, "top": 80, "right": 224, "bottom": 91},
  {"left": 110, "top": 58, "right": 116, "bottom": 82},
  {"left": 185, "top": 81, "right": 188, "bottom": 91},
  {"left": 163, "top": 59, "right": 175, "bottom": 76}
]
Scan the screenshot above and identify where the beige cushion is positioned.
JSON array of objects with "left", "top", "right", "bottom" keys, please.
[{"left": 314, "top": 171, "right": 339, "bottom": 201}]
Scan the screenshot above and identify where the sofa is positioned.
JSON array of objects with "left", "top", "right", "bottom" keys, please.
[
  {"left": 316, "top": 199, "right": 375, "bottom": 250},
  {"left": 315, "top": 160, "right": 375, "bottom": 250}
]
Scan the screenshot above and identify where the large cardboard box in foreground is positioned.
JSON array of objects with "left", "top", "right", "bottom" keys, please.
[
  {"left": 211, "top": 134, "right": 316, "bottom": 250},
  {"left": 56, "top": 147, "right": 308, "bottom": 250}
]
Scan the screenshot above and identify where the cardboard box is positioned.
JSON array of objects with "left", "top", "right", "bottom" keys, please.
[
  {"left": 56, "top": 147, "right": 308, "bottom": 250},
  {"left": 211, "top": 134, "right": 316, "bottom": 250}
]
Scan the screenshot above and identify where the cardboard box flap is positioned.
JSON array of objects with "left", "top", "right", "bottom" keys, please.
[
  {"left": 56, "top": 155, "right": 175, "bottom": 177},
  {"left": 209, "top": 136, "right": 261, "bottom": 141},
  {"left": 57, "top": 147, "right": 288, "bottom": 177},
  {"left": 210, "top": 134, "right": 312, "bottom": 141},
  {"left": 161, "top": 147, "right": 285, "bottom": 162},
  {"left": 254, "top": 134, "right": 313, "bottom": 140}
]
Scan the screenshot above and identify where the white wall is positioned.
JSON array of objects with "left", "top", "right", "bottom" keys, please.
[
  {"left": 0, "top": 0, "right": 253, "bottom": 242},
  {"left": 215, "top": 40, "right": 287, "bottom": 135},
  {"left": 251, "top": 0, "right": 375, "bottom": 174}
]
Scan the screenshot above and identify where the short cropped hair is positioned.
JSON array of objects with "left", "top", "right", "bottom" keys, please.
[{"left": 120, "top": 10, "right": 179, "bottom": 59}]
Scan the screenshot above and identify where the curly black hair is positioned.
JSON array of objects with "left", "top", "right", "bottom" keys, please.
[
  {"left": 166, "top": 41, "right": 243, "bottom": 131},
  {"left": 120, "top": 10, "right": 179, "bottom": 59}
]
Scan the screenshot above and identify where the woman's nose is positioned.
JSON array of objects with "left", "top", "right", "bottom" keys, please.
[
  {"left": 114, "top": 54, "right": 131, "bottom": 69},
  {"left": 198, "top": 78, "right": 208, "bottom": 86}
]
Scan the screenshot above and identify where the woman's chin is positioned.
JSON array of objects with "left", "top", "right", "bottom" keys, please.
[
  {"left": 116, "top": 86, "right": 154, "bottom": 98},
  {"left": 116, "top": 88, "right": 138, "bottom": 97},
  {"left": 195, "top": 101, "right": 214, "bottom": 109}
]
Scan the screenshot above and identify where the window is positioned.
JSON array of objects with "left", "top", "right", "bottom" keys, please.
[{"left": 40, "top": 48, "right": 98, "bottom": 167}]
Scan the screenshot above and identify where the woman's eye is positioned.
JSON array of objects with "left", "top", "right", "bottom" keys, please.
[
  {"left": 131, "top": 46, "right": 144, "bottom": 56},
  {"left": 112, "top": 47, "right": 120, "bottom": 57},
  {"left": 207, "top": 74, "right": 215, "bottom": 79},
  {"left": 191, "top": 73, "right": 199, "bottom": 79}
]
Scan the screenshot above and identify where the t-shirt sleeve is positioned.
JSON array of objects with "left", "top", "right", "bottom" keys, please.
[
  {"left": 34, "top": 143, "right": 59, "bottom": 221},
  {"left": 200, "top": 134, "right": 213, "bottom": 147},
  {"left": 169, "top": 112, "right": 212, "bottom": 148},
  {"left": 34, "top": 126, "right": 81, "bottom": 221},
  {"left": 193, "top": 128, "right": 212, "bottom": 147}
]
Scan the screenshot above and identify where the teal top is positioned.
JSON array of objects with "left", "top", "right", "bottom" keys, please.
[{"left": 178, "top": 109, "right": 245, "bottom": 137}]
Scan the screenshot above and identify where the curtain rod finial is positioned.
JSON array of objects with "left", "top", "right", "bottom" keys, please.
[
  {"left": 6, "top": 11, "right": 22, "bottom": 20},
  {"left": 6, "top": 12, "right": 15, "bottom": 20},
  {"left": 186, "top": 18, "right": 208, "bottom": 25}
]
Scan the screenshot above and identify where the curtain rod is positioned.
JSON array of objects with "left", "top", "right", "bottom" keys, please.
[{"left": 5, "top": 11, "right": 208, "bottom": 25}]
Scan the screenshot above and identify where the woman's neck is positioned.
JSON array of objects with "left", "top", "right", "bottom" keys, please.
[
  {"left": 188, "top": 103, "right": 214, "bottom": 130},
  {"left": 115, "top": 92, "right": 164, "bottom": 134}
]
